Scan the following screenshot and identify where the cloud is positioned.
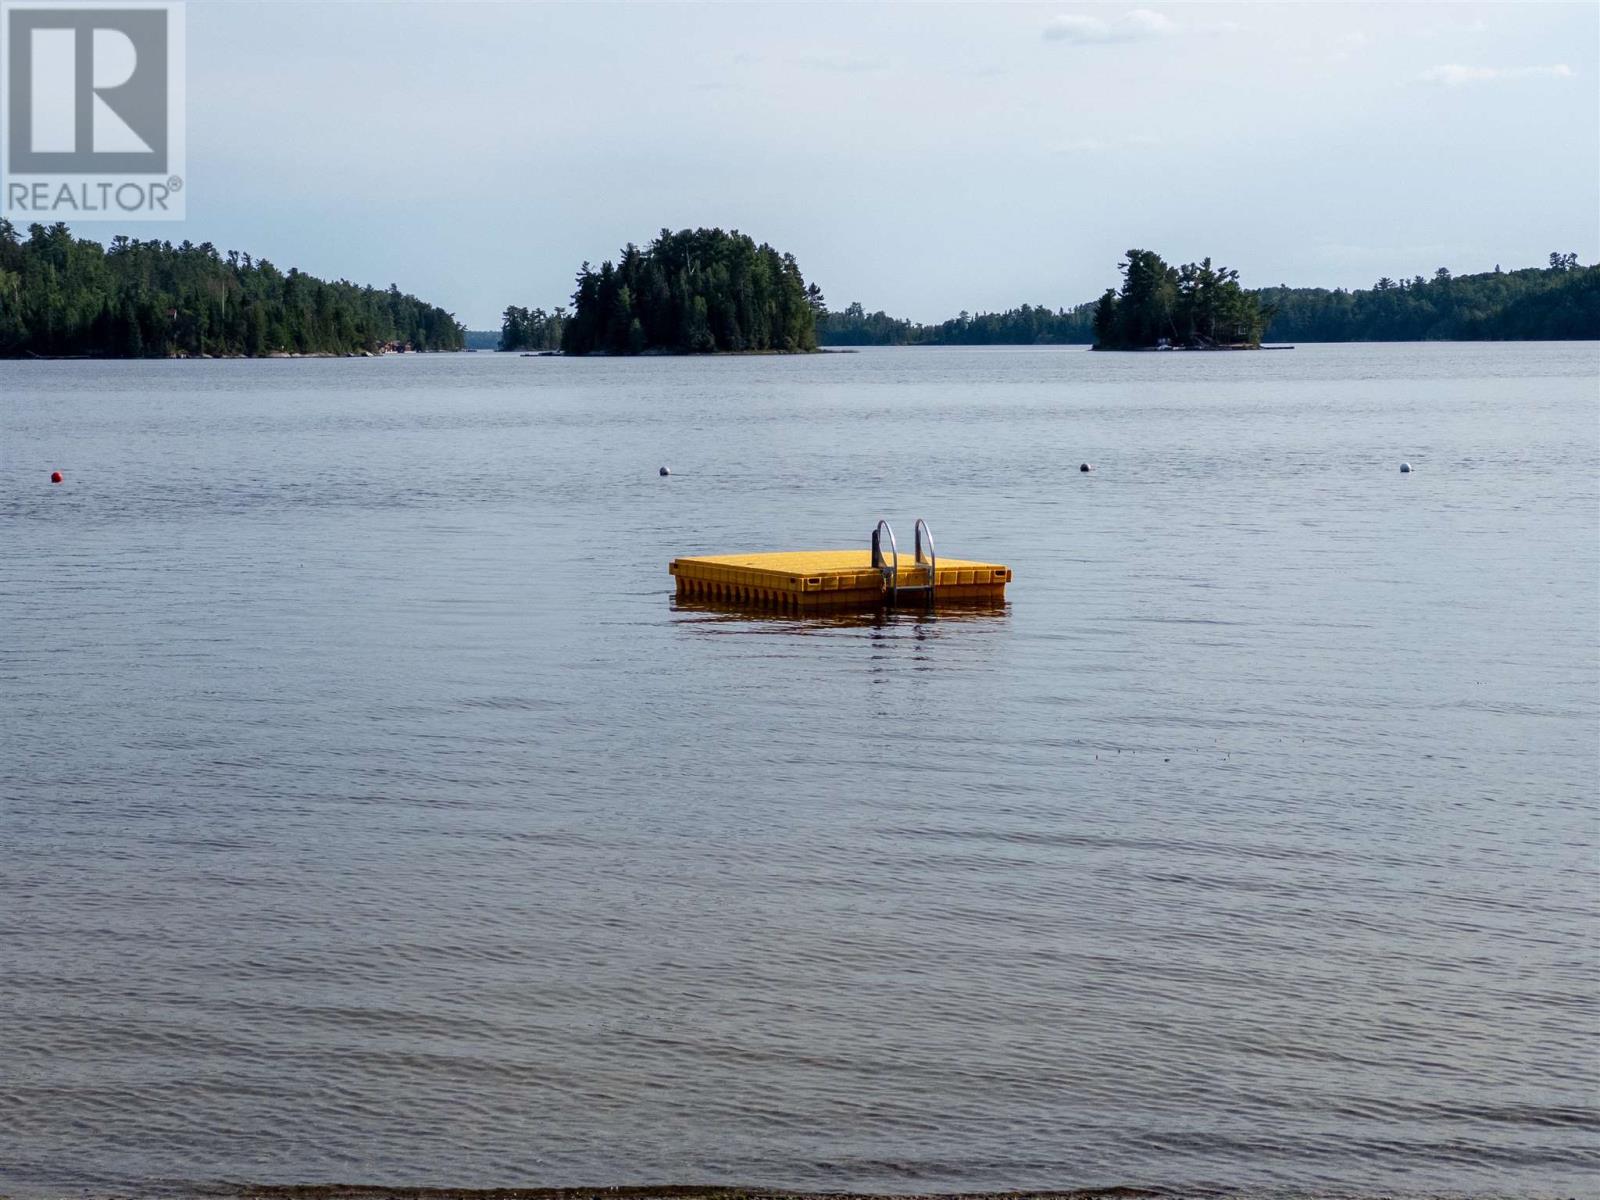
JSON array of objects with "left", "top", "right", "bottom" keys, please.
[
  {"left": 1052, "top": 133, "right": 1161, "bottom": 154},
  {"left": 1419, "top": 63, "right": 1573, "bottom": 85},
  {"left": 1326, "top": 30, "right": 1369, "bottom": 63},
  {"left": 1042, "top": 9, "right": 1177, "bottom": 44},
  {"left": 799, "top": 52, "right": 889, "bottom": 73},
  {"left": 1425, "top": 18, "right": 1490, "bottom": 37}
]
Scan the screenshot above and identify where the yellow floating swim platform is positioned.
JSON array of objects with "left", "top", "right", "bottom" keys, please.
[{"left": 670, "top": 519, "right": 1012, "bottom": 613}]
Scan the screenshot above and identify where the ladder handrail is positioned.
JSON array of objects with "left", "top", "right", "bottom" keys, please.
[
  {"left": 914, "top": 519, "right": 936, "bottom": 597},
  {"left": 872, "top": 519, "right": 939, "bottom": 610},
  {"left": 871, "top": 519, "right": 899, "bottom": 607}
]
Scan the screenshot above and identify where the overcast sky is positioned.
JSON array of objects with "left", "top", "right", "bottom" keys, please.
[{"left": 68, "top": 0, "right": 1600, "bottom": 328}]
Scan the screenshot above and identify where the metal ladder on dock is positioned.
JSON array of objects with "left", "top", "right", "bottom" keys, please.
[{"left": 871, "top": 519, "right": 937, "bottom": 609}]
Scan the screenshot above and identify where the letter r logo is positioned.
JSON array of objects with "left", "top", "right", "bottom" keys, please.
[{"left": 6, "top": 5, "right": 168, "bottom": 173}]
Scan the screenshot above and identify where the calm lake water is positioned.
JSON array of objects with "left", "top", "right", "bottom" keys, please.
[{"left": 2, "top": 343, "right": 1597, "bottom": 1198}]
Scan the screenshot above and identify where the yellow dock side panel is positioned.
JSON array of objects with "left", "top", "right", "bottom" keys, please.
[{"left": 669, "top": 550, "right": 1012, "bottom": 612}]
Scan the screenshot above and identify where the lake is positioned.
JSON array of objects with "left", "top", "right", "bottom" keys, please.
[{"left": 2, "top": 343, "right": 1596, "bottom": 1198}]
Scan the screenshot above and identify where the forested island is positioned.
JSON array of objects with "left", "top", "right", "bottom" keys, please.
[
  {"left": 1090, "top": 250, "right": 1268, "bottom": 349},
  {"left": 0, "top": 222, "right": 464, "bottom": 358},
  {"left": 497, "top": 306, "right": 565, "bottom": 352},
  {"left": 551, "top": 228, "right": 820, "bottom": 355}
]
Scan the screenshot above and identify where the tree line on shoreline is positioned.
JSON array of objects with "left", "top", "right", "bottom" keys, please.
[
  {"left": 810, "top": 252, "right": 1270, "bottom": 349},
  {"left": 2, "top": 220, "right": 1591, "bottom": 360},
  {"left": 813, "top": 301, "right": 1097, "bottom": 347},
  {"left": 503, "top": 236, "right": 1595, "bottom": 352},
  {"left": 1258, "top": 254, "right": 1596, "bottom": 342},
  {"left": 811, "top": 252, "right": 1596, "bottom": 347},
  {"left": 0, "top": 221, "right": 464, "bottom": 358}
]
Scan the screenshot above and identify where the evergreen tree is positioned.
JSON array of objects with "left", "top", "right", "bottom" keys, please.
[{"left": 1091, "top": 290, "right": 1118, "bottom": 346}]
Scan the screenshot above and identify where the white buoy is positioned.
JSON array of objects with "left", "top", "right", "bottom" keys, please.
[
  {"left": 1080, "top": 462, "right": 1093, "bottom": 473},
  {"left": 659, "top": 466, "right": 671, "bottom": 477},
  {"left": 1400, "top": 462, "right": 1412, "bottom": 473}
]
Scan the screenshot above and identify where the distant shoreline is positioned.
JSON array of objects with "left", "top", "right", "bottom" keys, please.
[
  {"left": 90, "top": 1187, "right": 1166, "bottom": 1200},
  {"left": 6, "top": 1184, "right": 1521, "bottom": 1200},
  {"left": 6, "top": 339, "right": 1596, "bottom": 363},
  {"left": 1, "top": 349, "right": 453, "bottom": 361}
]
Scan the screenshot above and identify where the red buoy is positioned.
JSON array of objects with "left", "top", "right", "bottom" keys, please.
[{"left": 50, "top": 470, "right": 63, "bottom": 484}]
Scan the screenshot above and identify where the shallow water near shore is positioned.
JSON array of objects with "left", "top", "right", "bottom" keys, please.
[{"left": 2, "top": 343, "right": 1597, "bottom": 1198}]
